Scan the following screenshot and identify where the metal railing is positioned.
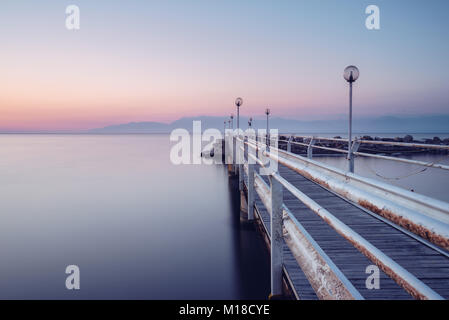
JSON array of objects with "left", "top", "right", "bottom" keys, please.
[
  {"left": 244, "top": 148, "right": 364, "bottom": 300},
  {"left": 274, "top": 135, "right": 449, "bottom": 171},
  {"left": 226, "top": 133, "right": 448, "bottom": 300}
]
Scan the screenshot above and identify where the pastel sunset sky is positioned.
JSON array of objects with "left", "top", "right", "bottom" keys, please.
[{"left": 0, "top": 0, "right": 448, "bottom": 131}]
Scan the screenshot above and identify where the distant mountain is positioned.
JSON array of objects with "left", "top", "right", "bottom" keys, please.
[
  {"left": 89, "top": 121, "right": 169, "bottom": 133},
  {"left": 89, "top": 115, "right": 449, "bottom": 134}
]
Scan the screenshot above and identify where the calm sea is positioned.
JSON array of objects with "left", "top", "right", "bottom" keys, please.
[
  {"left": 0, "top": 133, "right": 447, "bottom": 299},
  {"left": 317, "top": 154, "right": 449, "bottom": 202},
  {"left": 0, "top": 134, "right": 270, "bottom": 299}
]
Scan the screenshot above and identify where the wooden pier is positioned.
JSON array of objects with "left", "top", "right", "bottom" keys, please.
[{"left": 221, "top": 134, "right": 449, "bottom": 300}]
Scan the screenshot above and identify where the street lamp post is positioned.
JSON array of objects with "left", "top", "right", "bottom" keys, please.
[
  {"left": 235, "top": 97, "right": 243, "bottom": 134},
  {"left": 234, "top": 98, "right": 244, "bottom": 190},
  {"left": 230, "top": 114, "right": 234, "bottom": 130},
  {"left": 265, "top": 108, "right": 271, "bottom": 147},
  {"left": 343, "top": 65, "right": 360, "bottom": 173},
  {"left": 248, "top": 117, "right": 253, "bottom": 128}
]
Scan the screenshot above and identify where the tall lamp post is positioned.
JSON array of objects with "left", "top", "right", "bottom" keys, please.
[
  {"left": 265, "top": 108, "right": 271, "bottom": 147},
  {"left": 235, "top": 97, "right": 243, "bottom": 133},
  {"left": 248, "top": 117, "right": 253, "bottom": 128},
  {"left": 230, "top": 114, "right": 234, "bottom": 130},
  {"left": 343, "top": 65, "right": 360, "bottom": 173}
]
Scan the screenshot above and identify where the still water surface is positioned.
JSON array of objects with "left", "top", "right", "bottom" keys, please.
[
  {"left": 316, "top": 154, "right": 449, "bottom": 202},
  {"left": 0, "top": 134, "right": 270, "bottom": 299},
  {"left": 1, "top": 134, "right": 447, "bottom": 299}
]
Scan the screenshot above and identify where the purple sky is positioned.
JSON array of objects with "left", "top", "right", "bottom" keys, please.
[{"left": 0, "top": 0, "right": 448, "bottom": 130}]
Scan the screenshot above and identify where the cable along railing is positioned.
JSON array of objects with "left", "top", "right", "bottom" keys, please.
[
  {"left": 275, "top": 135, "right": 449, "bottom": 171},
  {"left": 226, "top": 134, "right": 449, "bottom": 300}
]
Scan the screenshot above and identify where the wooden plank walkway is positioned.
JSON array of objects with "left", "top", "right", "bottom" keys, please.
[
  {"left": 245, "top": 162, "right": 449, "bottom": 299},
  {"left": 278, "top": 164, "right": 449, "bottom": 299}
]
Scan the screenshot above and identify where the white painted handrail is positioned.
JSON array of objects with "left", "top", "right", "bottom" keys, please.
[{"left": 240, "top": 141, "right": 445, "bottom": 299}]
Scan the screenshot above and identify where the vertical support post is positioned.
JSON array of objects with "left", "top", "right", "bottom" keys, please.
[
  {"left": 307, "top": 138, "right": 315, "bottom": 159},
  {"left": 348, "top": 82, "right": 353, "bottom": 173},
  {"left": 255, "top": 133, "right": 258, "bottom": 159},
  {"left": 237, "top": 106, "right": 240, "bottom": 133},
  {"left": 269, "top": 174, "right": 283, "bottom": 298},
  {"left": 244, "top": 135, "right": 248, "bottom": 160},
  {"left": 225, "top": 131, "right": 231, "bottom": 164},
  {"left": 266, "top": 115, "right": 270, "bottom": 152},
  {"left": 287, "top": 136, "right": 292, "bottom": 153},
  {"left": 247, "top": 163, "right": 255, "bottom": 220},
  {"left": 233, "top": 135, "right": 237, "bottom": 173},
  {"left": 238, "top": 137, "right": 243, "bottom": 191},
  {"left": 266, "top": 134, "right": 270, "bottom": 151},
  {"left": 350, "top": 140, "right": 360, "bottom": 174},
  {"left": 349, "top": 154, "right": 354, "bottom": 174}
]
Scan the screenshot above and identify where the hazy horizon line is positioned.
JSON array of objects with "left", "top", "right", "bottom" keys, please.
[{"left": 1, "top": 113, "right": 449, "bottom": 135}]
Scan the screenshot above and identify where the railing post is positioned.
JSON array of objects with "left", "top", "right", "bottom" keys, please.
[
  {"left": 238, "top": 136, "right": 243, "bottom": 191},
  {"left": 255, "top": 133, "right": 259, "bottom": 159},
  {"left": 232, "top": 135, "right": 237, "bottom": 174},
  {"left": 287, "top": 136, "right": 292, "bottom": 153},
  {"left": 226, "top": 131, "right": 232, "bottom": 164},
  {"left": 244, "top": 135, "right": 248, "bottom": 161},
  {"left": 269, "top": 174, "right": 283, "bottom": 298},
  {"left": 349, "top": 139, "right": 361, "bottom": 173},
  {"left": 307, "top": 137, "right": 315, "bottom": 159},
  {"left": 266, "top": 132, "right": 270, "bottom": 152},
  {"left": 247, "top": 162, "right": 255, "bottom": 220}
]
